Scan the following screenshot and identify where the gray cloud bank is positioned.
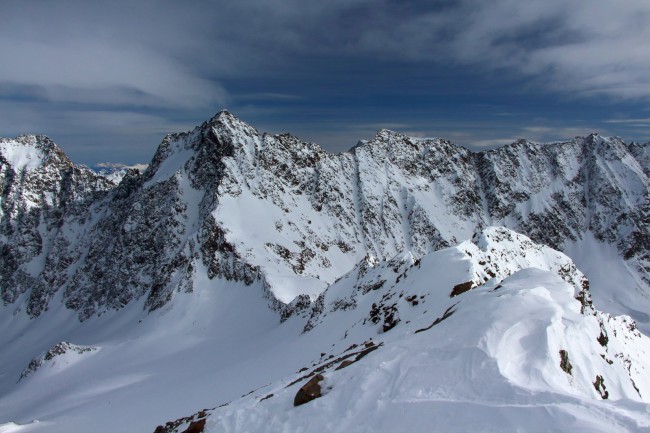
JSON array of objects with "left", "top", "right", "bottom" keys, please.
[{"left": 1, "top": 0, "right": 649, "bottom": 163}]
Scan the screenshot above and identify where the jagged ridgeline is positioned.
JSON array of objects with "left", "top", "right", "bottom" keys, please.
[{"left": 1, "top": 111, "right": 648, "bottom": 320}]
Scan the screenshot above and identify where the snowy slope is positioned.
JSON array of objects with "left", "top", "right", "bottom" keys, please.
[
  {"left": 194, "top": 269, "right": 650, "bottom": 433},
  {"left": 1, "top": 228, "right": 649, "bottom": 433},
  {"left": 153, "top": 229, "right": 650, "bottom": 433},
  {"left": 0, "top": 137, "right": 46, "bottom": 172}
]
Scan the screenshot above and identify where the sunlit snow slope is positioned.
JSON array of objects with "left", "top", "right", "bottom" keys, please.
[
  {"left": 0, "top": 228, "right": 649, "bottom": 433},
  {"left": 193, "top": 232, "right": 650, "bottom": 433}
]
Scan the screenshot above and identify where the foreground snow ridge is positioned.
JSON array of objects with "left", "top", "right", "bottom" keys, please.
[
  {"left": 146, "top": 228, "right": 650, "bottom": 433},
  {"left": 0, "top": 227, "right": 648, "bottom": 432}
]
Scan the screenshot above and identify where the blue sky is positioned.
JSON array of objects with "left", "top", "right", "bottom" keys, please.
[{"left": 1, "top": 0, "right": 650, "bottom": 165}]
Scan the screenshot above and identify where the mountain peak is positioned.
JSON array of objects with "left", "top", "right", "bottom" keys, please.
[
  {"left": 372, "top": 128, "right": 410, "bottom": 143},
  {"left": 2, "top": 111, "right": 648, "bottom": 325},
  {"left": 1, "top": 112, "right": 649, "bottom": 433},
  {"left": 206, "top": 109, "right": 256, "bottom": 134},
  {"left": 584, "top": 132, "right": 605, "bottom": 146},
  {"left": 207, "top": 108, "right": 234, "bottom": 124},
  {"left": 0, "top": 134, "right": 70, "bottom": 171}
]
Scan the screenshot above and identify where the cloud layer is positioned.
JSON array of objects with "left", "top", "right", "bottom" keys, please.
[
  {"left": 1, "top": 0, "right": 649, "bottom": 163},
  {"left": 5, "top": 0, "right": 649, "bottom": 105}
]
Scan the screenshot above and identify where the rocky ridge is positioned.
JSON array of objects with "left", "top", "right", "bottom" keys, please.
[
  {"left": 19, "top": 341, "right": 99, "bottom": 381},
  {"left": 0, "top": 111, "right": 648, "bottom": 321}
]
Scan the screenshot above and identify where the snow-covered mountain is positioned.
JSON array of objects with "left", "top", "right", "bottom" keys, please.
[
  {"left": 0, "top": 111, "right": 649, "bottom": 432},
  {"left": 0, "top": 135, "right": 115, "bottom": 316},
  {"left": 1, "top": 111, "right": 648, "bottom": 322},
  {"left": 91, "top": 162, "right": 149, "bottom": 184}
]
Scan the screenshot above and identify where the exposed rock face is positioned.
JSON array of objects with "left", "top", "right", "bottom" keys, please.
[
  {"left": 0, "top": 135, "right": 114, "bottom": 316},
  {"left": 19, "top": 341, "right": 98, "bottom": 380},
  {"left": 153, "top": 409, "right": 211, "bottom": 433},
  {"left": 0, "top": 112, "right": 648, "bottom": 320}
]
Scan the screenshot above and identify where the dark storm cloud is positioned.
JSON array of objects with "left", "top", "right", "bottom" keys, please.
[{"left": 1, "top": 0, "right": 649, "bottom": 163}]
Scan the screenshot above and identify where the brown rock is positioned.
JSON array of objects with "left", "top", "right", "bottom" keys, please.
[
  {"left": 294, "top": 374, "right": 324, "bottom": 406},
  {"left": 450, "top": 281, "right": 473, "bottom": 297},
  {"left": 335, "top": 360, "right": 354, "bottom": 370}
]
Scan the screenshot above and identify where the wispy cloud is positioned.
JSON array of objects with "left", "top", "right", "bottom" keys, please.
[
  {"left": 357, "top": 1, "right": 650, "bottom": 101},
  {"left": 520, "top": 126, "right": 602, "bottom": 138},
  {"left": 605, "top": 118, "right": 650, "bottom": 124},
  {"left": 0, "top": 2, "right": 228, "bottom": 109},
  {"left": 462, "top": 126, "right": 605, "bottom": 149},
  {"left": 238, "top": 93, "right": 304, "bottom": 101},
  {"left": 0, "top": 102, "right": 195, "bottom": 163},
  {"left": 348, "top": 123, "right": 412, "bottom": 131},
  {"left": 5, "top": 1, "right": 650, "bottom": 107}
]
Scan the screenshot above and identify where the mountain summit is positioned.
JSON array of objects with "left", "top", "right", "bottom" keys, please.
[{"left": 0, "top": 112, "right": 649, "bottom": 432}]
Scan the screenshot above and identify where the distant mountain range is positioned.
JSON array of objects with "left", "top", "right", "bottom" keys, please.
[{"left": 1, "top": 112, "right": 648, "bottom": 433}]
